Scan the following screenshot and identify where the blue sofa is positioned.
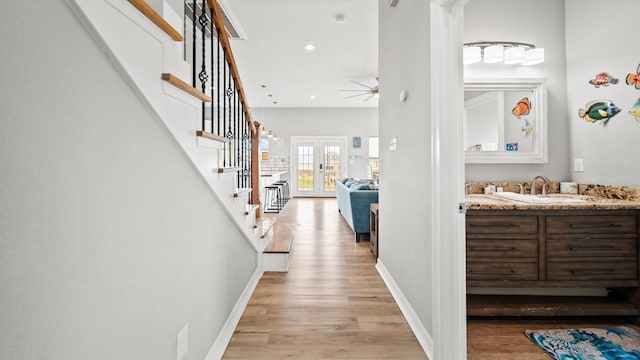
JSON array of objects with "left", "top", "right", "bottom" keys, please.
[{"left": 335, "top": 179, "right": 379, "bottom": 242}]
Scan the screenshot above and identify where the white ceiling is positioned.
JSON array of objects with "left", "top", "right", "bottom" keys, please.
[{"left": 221, "top": 0, "right": 379, "bottom": 109}]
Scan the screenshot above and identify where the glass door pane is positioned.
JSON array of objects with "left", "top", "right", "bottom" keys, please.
[
  {"left": 297, "top": 145, "right": 314, "bottom": 192},
  {"left": 323, "top": 145, "right": 341, "bottom": 191}
]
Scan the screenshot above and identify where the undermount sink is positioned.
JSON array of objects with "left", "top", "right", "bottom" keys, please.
[{"left": 490, "top": 192, "right": 588, "bottom": 204}]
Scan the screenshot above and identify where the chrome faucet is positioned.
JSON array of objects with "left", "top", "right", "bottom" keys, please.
[{"left": 530, "top": 175, "right": 551, "bottom": 195}]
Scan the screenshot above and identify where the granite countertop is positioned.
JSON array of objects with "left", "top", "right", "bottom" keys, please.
[{"left": 465, "top": 193, "right": 640, "bottom": 211}]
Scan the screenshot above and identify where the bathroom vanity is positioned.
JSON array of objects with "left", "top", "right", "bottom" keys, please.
[{"left": 465, "top": 193, "right": 640, "bottom": 318}]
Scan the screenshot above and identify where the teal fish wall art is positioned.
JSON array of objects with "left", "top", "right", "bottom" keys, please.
[
  {"left": 521, "top": 119, "right": 533, "bottom": 136},
  {"left": 588, "top": 72, "right": 619, "bottom": 88},
  {"left": 578, "top": 100, "right": 621, "bottom": 125},
  {"left": 630, "top": 98, "right": 640, "bottom": 122},
  {"left": 627, "top": 63, "right": 640, "bottom": 90}
]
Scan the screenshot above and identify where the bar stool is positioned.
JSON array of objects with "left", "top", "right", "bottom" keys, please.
[
  {"left": 263, "top": 185, "right": 281, "bottom": 213},
  {"left": 273, "top": 180, "right": 289, "bottom": 206}
]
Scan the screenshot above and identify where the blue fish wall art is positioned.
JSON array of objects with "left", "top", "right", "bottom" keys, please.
[{"left": 578, "top": 100, "right": 621, "bottom": 125}]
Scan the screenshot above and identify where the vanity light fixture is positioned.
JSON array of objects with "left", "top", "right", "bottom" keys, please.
[{"left": 463, "top": 41, "right": 544, "bottom": 66}]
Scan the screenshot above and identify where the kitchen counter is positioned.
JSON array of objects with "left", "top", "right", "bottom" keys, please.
[
  {"left": 466, "top": 193, "right": 640, "bottom": 211},
  {"left": 260, "top": 171, "right": 288, "bottom": 177}
]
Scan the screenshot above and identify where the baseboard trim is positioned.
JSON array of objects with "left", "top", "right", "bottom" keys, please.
[
  {"left": 204, "top": 266, "right": 263, "bottom": 360},
  {"left": 376, "top": 260, "right": 434, "bottom": 359}
]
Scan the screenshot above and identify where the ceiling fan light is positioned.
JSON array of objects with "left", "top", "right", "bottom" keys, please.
[
  {"left": 504, "top": 46, "right": 525, "bottom": 64},
  {"left": 522, "top": 48, "right": 545, "bottom": 65},
  {"left": 463, "top": 46, "right": 481, "bottom": 64},
  {"left": 483, "top": 45, "right": 504, "bottom": 63}
]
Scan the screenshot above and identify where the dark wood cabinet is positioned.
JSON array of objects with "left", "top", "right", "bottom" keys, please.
[
  {"left": 467, "top": 209, "right": 640, "bottom": 318},
  {"left": 370, "top": 203, "right": 379, "bottom": 258}
]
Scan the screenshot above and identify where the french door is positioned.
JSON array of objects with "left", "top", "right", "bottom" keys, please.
[{"left": 291, "top": 137, "right": 347, "bottom": 197}]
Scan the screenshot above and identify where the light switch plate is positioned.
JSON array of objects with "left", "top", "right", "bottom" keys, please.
[{"left": 574, "top": 158, "right": 584, "bottom": 172}]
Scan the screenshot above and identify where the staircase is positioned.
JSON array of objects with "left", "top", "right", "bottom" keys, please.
[{"left": 67, "top": 0, "right": 295, "bottom": 268}]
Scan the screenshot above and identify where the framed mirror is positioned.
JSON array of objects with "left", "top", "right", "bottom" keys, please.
[{"left": 464, "top": 78, "right": 547, "bottom": 163}]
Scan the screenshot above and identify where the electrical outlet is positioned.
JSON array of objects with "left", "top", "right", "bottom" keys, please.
[
  {"left": 177, "top": 324, "right": 188, "bottom": 360},
  {"left": 574, "top": 158, "right": 584, "bottom": 172}
]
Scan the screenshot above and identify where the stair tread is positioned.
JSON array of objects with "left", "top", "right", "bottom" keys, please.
[
  {"left": 161, "top": 73, "right": 211, "bottom": 102},
  {"left": 128, "top": 0, "right": 183, "bottom": 41},
  {"left": 245, "top": 204, "right": 260, "bottom": 216},
  {"left": 257, "top": 216, "right": 276, "bottom": 237},
  {"left": 215, "top": 167, "right": 242, "bottom": 173},
  {"left": 234, "top": 188, "right": 252, "bottom": 197},
  {"left": 263, "top": 223, "right": 294, "bottom": 254},
  {"left": 196, "top": 130, "right": 231, "bottom": 143}
]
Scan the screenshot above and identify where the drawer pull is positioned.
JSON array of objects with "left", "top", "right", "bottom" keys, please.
[
  {"left": 470, "top": 270, "right": 520, "bottom": 276},
  {"left": 570, "top": 246, "right": 622, "bottom": 252},
  {"left": 469, "top": 223, "right": 520, "bottom": 228},
  {"left": 470, "top": 247, "right": 518, "bottom": 252},
  {"left": 570, "top": 270, "right": 622, "bottom": 276},
  {"left": 569, "top": 223, "right": 622, "bottom": 229}
]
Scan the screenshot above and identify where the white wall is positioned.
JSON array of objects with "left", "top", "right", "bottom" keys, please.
[
  {"left": 0, "top": 2, "right": 256, "bottom": 359},
  {"left": 565, "top": 0, "right": 640, "bottom": 186},
  {"left": 464, "top": 0, "right": 570, "bottom": 182},
  {"left": 254, "top": 107, "right": 378, "bottom": 179},
  {"left": 378, "top": 0, "right": 434, "bottom": 339}
]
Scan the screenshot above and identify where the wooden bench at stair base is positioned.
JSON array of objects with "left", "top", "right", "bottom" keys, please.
[{"left": 263, "top": 223, "right": 294, "bottom": 272}]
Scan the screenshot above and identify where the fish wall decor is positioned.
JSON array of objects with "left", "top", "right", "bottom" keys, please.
[
  {"left": 630, "top": 98, "right": 640, "bottom": 122},
  {"left": 578, "top": 100, "right": 621, "bottom": 125},
  {"left": 512, "top": 97, "right": 531, "bottom": 118},
  {"left": 627, "top": 63, "right": 640, "bottom": 90},
  {"left": 588, "top": 72, "right": 619, "bottom": 88},
  {"left": 521, "top": 119, "right": 533, "bottom": 136}
]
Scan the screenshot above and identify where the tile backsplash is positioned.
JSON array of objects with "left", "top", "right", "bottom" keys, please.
[{"left": 261, "top": 155, "right": 289, "bottom": 173}]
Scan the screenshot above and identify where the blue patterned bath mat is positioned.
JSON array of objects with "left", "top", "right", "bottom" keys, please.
[{"left": 525, "top": 326, "right": 640, "bottom": 359}]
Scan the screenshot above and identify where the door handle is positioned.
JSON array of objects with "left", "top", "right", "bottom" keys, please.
[{"left": 319, "top": 164, "right": 323, "bottom": 170}]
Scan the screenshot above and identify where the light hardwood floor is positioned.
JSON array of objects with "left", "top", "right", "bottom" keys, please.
[
  {"left": 223, "top": 198, "right": 637, "bottom": 359},
  {"left": 223, "top": 198, "right": 427, "bottom": 359}
]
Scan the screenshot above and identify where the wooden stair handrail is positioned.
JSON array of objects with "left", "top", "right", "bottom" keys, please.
[{"left": 127, "top": 0, "right": 183, "bottom": 41}]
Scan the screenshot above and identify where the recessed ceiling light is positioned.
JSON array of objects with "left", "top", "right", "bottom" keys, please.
[
  {"left": 304, "top": 44, "right": 315, "bottom": 51},
  {"left": 310, "top": 95, "right": 316, "bottom": 99}
]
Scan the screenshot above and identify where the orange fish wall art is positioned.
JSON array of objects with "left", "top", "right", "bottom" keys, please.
[
  {"left": 627, "top": 63, "right": 640, "bottom": 90},
  {"left": 512, "top": 97, "right": 531, "bottom": 118}
]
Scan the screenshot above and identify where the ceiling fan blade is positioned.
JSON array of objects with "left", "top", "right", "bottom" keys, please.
[
  {"left": 338, "top": 89, "right": 371, "bottom": 92},
  {"left": 350, "top": 80, "right": 374, "bottom": 90},
  {"left": 363, "top": 94, "right": 375, "bottom": 102},
  {"left": 344, "top": 93, "right": 369, "bottom": 99}
]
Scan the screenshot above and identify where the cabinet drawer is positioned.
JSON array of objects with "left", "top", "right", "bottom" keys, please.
[
  {"left": 466, "top": 216, "right": 538, "bottom": 234},
  {"left": 547, "top": 239, "right": 637, "bottom": 258},
  {"left": 467, "top": 262, "right": 538, "bottom": 281},
  {"left": 546, "top": 215, "right": 636, "bottom": 235},
  {"left": 547, "top": 262, "right": 637, "bottom": 281},
  {"left": 467, "top": 239, "right": 537, "bottom": 258}
]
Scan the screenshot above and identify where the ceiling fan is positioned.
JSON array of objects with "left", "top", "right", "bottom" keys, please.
[{"left": 339, "top": 79, "right": 379, "bottom": 102}]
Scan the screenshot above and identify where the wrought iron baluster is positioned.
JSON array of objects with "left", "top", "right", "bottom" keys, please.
[
  {"left": 226, "top": 64, "right": 233, "bottom": 166},
  {"left": 209, "top": 6, "right": 214, "bottom": 134},
  {"left": 222, "top": 49, "right": 227, "bottom": 166},
  {"left": 191, "top": 0, "right": 196, "bottom": 88},
  {"left": 198, "top": 0, "right": 208, "bottom": 132},
  {"left": 217, "top": 31, "right": 221, "bottom": 136}
]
